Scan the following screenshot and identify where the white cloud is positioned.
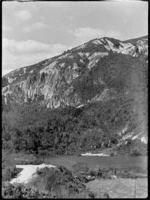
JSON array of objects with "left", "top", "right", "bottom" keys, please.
[
  {"left": 2, "top": 51, "right": 52, "bottom": 76},
  {"left": 24, "top": 22, "right": 47, "bottom": 32},
  {"left": 3, "top": 38, "right": 50, "bottom": 54},
  {"left": 73, "top": 27, "right": 121, "bottom": 44},
  {"left": 15, "top": 10, "right": 31, "bottom": 21},
  {"left": 2, "top": 38, "right": 69, "bottom": 75}
]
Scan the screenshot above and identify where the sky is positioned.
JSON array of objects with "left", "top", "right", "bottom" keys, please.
[{"left": 2, "top": 1, "right": 148, "bottom": 75}]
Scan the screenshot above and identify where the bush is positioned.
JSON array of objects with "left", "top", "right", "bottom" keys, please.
[
  {"left": 89, "top": 169, "right": 97, "bottom": 177},
  {"left": 88, "top": 165, "right": 100, "bottom": 177},
  {"left": 3, "top": 166, "right": 22, "bottom": 181},
  {"left": 130, "top": 142, "right": 147, "bottom": 156},
  {"left": 29, "top": 166, "right": 86, "bottom": 195},
  {"left": 110, "top": 152, "right": 115, "bottom": 157},
  {"left": 130, "top": 147, "right": 141, "bottom": 156},
  {"left": 72, "top": 162, "right": 89, "bottom": 175},
  {"left": 2, "top": 183, "right": 52, "bottom": 199}
]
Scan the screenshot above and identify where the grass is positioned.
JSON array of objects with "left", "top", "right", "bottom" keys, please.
[{"left": 86, "top": 178, "right": 147, "bottom": 198}]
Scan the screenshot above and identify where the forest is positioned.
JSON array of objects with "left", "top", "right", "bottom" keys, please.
[{"left": 2, "top": 95, "right": 147, "bottom": 156}]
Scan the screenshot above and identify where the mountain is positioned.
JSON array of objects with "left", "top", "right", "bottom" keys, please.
[
  {"left": 124, "top": 35, "right": 148, "bottom": 45},
  {"left": 2, "top": 36, "right": 148, "bottom": 106},
  {"left": 2, "top": 36, "right": 148, "bottom": 154}
]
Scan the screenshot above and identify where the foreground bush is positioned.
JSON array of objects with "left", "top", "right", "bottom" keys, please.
[
  {"left": 2, "top": 182, "right": 110, "bottom": 199},
  {"left": 29, "top": 166, "right": 86, "bottom": 194},
  {"left": 27, "top": 165, "right": 111, "bottom": 198},
  {"left": 2, "top": 183, "right": 52, "bottom": 199},
  {"left": 2, "top": 165, "right": 111, "bottom": 198}
]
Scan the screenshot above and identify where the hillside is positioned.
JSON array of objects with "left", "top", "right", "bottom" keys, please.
[
  {"left": 124, "top": 35, "right": 148, "bottom": 45},
  {"left": 2, "top": 36, "right": 148, "bottom": 155}
]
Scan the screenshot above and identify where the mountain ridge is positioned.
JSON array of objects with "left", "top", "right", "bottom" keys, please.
[
  {"left": 3, "top": 35, "right": 148, "bottom": 78},
  {"left": 2, "top": 35, "right": 148, "bottom": 153},
  {"left": 124, "top": 35, "right": 148, "bottom": 44},
  {"left": 2, "top": 35, "right": 148, "bottom": 107}
]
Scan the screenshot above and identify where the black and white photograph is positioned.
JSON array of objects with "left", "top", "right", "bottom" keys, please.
[{"left": 2, "top": 0, "right": 148, "bottom": 198}]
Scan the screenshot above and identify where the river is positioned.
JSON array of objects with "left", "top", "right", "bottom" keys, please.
[{"left": 43, "top": 155, "right": 147, "bottom": 172}]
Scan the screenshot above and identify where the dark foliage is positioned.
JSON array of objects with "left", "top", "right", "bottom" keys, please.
[
  {"left": 2, "top": 183, "right": 52, "bottom": 199},
  {"left": 2, "top": 87, "right": 147, "bottom": 156}
]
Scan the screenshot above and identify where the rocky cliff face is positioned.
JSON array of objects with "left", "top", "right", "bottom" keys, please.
[
  {"left": 2, "top": 36, "right": 148, "bottom": 108},
  {"left": 2, "top": 36, "right": 148, "bottom": 144}
]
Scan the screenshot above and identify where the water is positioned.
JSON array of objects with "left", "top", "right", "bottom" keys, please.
[{"left": 44, "top": 155, "right": 147, "bottom": 172}]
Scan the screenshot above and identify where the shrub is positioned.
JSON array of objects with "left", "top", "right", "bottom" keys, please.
[
  {"left": 110, "top": 152, "right": 115, "bottom": 157},
  {"left": 89, "top": 169, "right": 96, "bottom": 176},
  {"left": 29, "top": 165, "right": 86, "bottom": 195},
  {"left": 88, "top": 165, "right": 100, "bottom": 177},
  {"left": 72, "top": 162, "right": 89, "bottom": 175},
  {"left": 130, "top": 146, "right": 142, "bottom": 156},
  {"left": 3, "top": 166, "right": 22, "bottom": 181},
  {"left": 2, "top": 183, "right": 52, "bottom": 199}
]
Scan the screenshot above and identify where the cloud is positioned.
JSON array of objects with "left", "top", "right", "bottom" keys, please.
[
  {"left": 2, "top": 25, "right": 12, "bottom": 32},
  {"left": 3, "top": 38, "right": 51, "bottom": 54},
  {"left": 2, "top": 50, "right": 52, "bottom": 76},
  {"left": 73, "top": 27, "right": 121, "bottom": 44},
  {"left": 15, "top": 10, "right": 31, "bottom": 21},
  {"left": 3, "top": 38, "right": 69, "bottom": 55},
  {"left": 24, "top": 22, "right": 47, "bottom": 32},
  {"left": 2, "top": 38, "right": 69, "bottom": 75}
]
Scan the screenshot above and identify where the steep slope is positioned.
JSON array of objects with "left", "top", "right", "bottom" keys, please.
[
  {"left": 124, "top": 35, "right": 148, "bottom": 63},
  {"left": 2, "top": 36, "right": 148, "bottom": 149},
  {"left": 2, "top": 36, "right": 148, "bottom": 108}
]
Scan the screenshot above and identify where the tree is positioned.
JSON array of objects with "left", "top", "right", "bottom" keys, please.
[{"left": 38, "top": 148, "right": 50, "bottom": 162}]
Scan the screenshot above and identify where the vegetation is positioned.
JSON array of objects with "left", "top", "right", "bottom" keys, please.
[
  {"left": 2, "top": 166, "right": 110, "bottom": 199},
  {"left": 115, "top": 139, "right": 147, "bottom": 156},
  {"left": 2, "top": 94, "right": 147, "bottom": 157},
  {"left": 2, "top": 183, "right": 53, "bottom": 199},
  {"left": 3, "top": 167, "right": 22, "bottom": 182},
  {"left": 72, "top": 162, "right": 147, "bottom": 180},
  {"left": 2, "top": 150, "right": 44, "bottom": 182},
  {"left": 29, "top": 166, "right": 85, "bottom": 194}
]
